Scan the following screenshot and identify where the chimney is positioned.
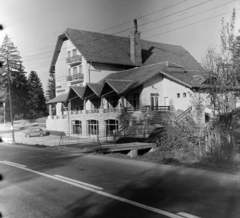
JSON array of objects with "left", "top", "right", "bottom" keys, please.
[{"left": 130, "top": 19, "right": 142, "bottom": 67}]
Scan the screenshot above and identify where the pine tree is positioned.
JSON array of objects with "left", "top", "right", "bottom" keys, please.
[
  {"left": 27, "top": 71, "right": 47, "bottom": 118},
  {"left": 46, "top": 72, "right": 55, "bottom": 101},
  {"left": 0, "top": 35, "right": 29, "bottom": 120}
]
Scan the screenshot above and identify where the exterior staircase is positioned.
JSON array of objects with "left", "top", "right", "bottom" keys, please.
[{"left": 175, "top": 106, "right": 192, "bottom": 122}]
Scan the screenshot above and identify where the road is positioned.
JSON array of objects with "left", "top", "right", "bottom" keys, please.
[{"left": 0, "top": 142, "right": 240, "bottom": 218}]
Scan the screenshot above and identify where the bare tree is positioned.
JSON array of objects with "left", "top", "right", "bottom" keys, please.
[{"left": 200, "top": 9, "right": 240, "bottom": 162}]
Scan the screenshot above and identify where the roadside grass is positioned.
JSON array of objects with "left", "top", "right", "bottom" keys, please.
[{"left": 106, "top": 145, "right": 240, "bottom": 175}]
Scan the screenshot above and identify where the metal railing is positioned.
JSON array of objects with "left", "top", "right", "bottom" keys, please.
[
  {"left": 87, "top": 109, "right": 99, "bottom": 113},
  {"left": 142, "top": 105, "right": 170, "bottom": 112},
  {"left": 175, "top": 106, "right": 192, "bottom": 122},
  {"left": 66, "top": 73, "right": 84, "bottom": 81},
  {"left": 58, "top": 130, "right": 153, "bottom": 146},
  {"left": 103, "top": 108, "right": 121, "bottom": 113},
  {"left": 66, "top": 55, "right": 82, "bottom": 63}
]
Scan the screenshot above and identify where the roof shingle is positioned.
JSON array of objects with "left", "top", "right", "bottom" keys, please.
[
  {"left": 47, "top": 93, "right": 69, "bottom": 104},
  {"left": 51, "top": 28, "right": 203, "bottom": 71}
]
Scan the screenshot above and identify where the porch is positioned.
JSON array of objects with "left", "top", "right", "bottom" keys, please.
[{"left": 47, "top": 105, "right": 170, "bottom": 120}]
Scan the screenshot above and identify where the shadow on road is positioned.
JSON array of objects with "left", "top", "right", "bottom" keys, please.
[
  {"left": 1, "top": 148, "right": 240, "bottom": 218},
  {"left": 58, "top": 166, "right": 240, "bottom": 218}
]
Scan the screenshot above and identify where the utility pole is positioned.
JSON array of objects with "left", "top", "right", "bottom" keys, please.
[
  {"left": 3, "top": 102, "right": 5, "bottom": 125},
  {"left": 6, "top": 56, "right": 15, "bottom": 143}
]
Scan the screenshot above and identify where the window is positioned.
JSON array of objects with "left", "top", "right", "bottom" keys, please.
[
  {"left": 79, "top": 65, "right": 82, "bottom": 74},
  {"left": 105, "top": 120, "right": 119, "bottom": 136},
  {"left": 68, "top": 51, "right": 71, "bottom": 58},
  {"left": 177, "top": 93, "right": 180, "bottom": 98},
  {"left": 68, "top": 68, "right": 71, "bottom": 76},
  {"left": 164, "top": 97, "right": 169, "bottom": 106},
  {"left": 57, "top": 89, "right": 65, "bottom": 93},
  {"left": 106, "top": 96, "right": 119, "bottom": 109},
  {"left": 91, "top": 98, "right": 101, "bottom": 109},
  {"left": 72, "top": 49, "right": 77, "bottom": 56},
  {"left": 183, "top": 93, "right": 186, "bottom": 98},
  {"left": 73, "top": 67, "right": 77, "bottom": 75},
  {"left": 72, "top": 120, "right": 82, "bottom": 134},
  {"left": 126, "top": 93, "right": 139, "bottom": 109},
  {"left": 87, "top": 120, "right": 99, "bottom": 135},
  {"left": 151, "top": 93, "right": 159, "bottom": 110}
]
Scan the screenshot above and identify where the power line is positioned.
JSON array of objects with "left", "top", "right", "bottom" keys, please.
[
  {"left": 110, "top": 0, "right": 213, "bottom": 36},
  {"left": 20, "top": 0, "right": 188, "bottom": 55},
  {"left": 19, "top": 0, "right": 208, "bottom": 58},
  {"left": 23, "top": 51, "right": 66, "bottom": 62},
  {"left": 141, "top": 0, "right": 236, "bottom": 34},
  {"left": 144, "top": 7, "right": 240, "bottom": 40},
  {"left": 99, "top": 0, "right": 188, "bottom": 33},
  {"left": 24, "top": 57, "right": 66, "bottom": 67},
  {"left": 18, "top": 1, "right": 236, "bottom": 67}
]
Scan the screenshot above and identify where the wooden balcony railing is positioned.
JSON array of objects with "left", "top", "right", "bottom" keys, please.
[{"left": 66, "top": 55, "right": 82, "bottom": 63}]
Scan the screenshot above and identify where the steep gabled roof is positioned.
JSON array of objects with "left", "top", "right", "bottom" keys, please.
[
  {"left": 104, "top": 80, "right": 132, "bottom": 94},
  {"left": 104, "top": 62, "right": 168, "bottom": 93},
  {"left": 64, "top": 28, "right": 134, "bottom": 66},
  {"left": 71, "top": 86, "right": 85, "bottom": 99},
  {"left": 47, "top": 93, "right": 69, "bottom": 104},
  {"left": 140, "top": 40, "right": 203, "bottom": 71},
  {"left": 50, "top": 28, "right": 203, "bottom": 73},
  {"left": 83, "top": 83, "right": 104, "bottom": 99},
  {"left": 87, "top": 83, "right": 104, "bottom": 96},
  {"left": 103, "top": 61, "right": 206, "bottom": 94}
]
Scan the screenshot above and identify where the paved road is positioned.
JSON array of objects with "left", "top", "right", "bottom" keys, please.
[{"left": 0, "top": 142, "right": 240, "bottom": 218}]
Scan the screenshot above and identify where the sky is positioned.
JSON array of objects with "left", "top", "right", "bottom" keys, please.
[{"left": 0, "top": 0, "right": 240, "bottom": 92}]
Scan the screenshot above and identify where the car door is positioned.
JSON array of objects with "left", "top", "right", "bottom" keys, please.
[{"left": 34, "top": 128, "right": 41, "bottom": 136}]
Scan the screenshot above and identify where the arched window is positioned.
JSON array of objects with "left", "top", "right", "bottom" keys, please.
[
  {"left": 72, "top": 120, "right": 82, "bottom": 134},
  {"left": 105, "top": 120, "right": 118, "bottom": 136},
  {"left": 87, "top": 120, "right": 99, "bottom": 135}
]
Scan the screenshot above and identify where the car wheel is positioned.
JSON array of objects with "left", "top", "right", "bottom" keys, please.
[
  {"left": 40, "top": 133, "right": 43, "bottom": 137},
  {"left": 26, "top": 134, "right": 30, "bottom": 138}
]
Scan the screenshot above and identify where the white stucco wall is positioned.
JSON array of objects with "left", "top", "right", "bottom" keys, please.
[
  {"left": 87, "top": 63, "right": 127, "bottom": 84},
  {"left": 162, "top": 77, "right": 192, "bottom": 111},
  {"left": 56, "top": 40, "right": 68, "bottom": 95},
  {"left": 140, "top": 74, "right": 193, "bottom": 111},
  {"left": 66, "top": 40, "right": 88, "bottom": 85},
  {"left": 141, "top": 74, "right": 163, "bottom": 107}
]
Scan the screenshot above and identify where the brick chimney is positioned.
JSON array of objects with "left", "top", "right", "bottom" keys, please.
[{"left": 130, "top": 19, "right": 142, "bottom": 66}]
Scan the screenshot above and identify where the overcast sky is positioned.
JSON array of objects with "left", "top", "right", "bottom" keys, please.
[{"left": 0, "top": 0, "right": 240, "bottom": 91}]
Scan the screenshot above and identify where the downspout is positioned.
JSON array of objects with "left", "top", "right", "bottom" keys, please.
[{"left": 88, "top": 62, "right": 92, "bottom": 83}]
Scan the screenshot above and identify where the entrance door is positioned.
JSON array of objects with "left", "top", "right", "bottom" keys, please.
[
  {"left": 151, "top": 93, "right": 159, "bottom": 110},
  {"left": 164, "top": 97, "right": 169, "bottom": 106}
]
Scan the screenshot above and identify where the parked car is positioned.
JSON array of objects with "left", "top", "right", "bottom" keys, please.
[{"left": 25, "top": 128, "right": 47, "bottom": 137}]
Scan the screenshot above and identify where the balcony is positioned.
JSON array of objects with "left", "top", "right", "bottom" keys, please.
[
  {"left": 66, "top": 55, "right": 82, "bottom": 64},
  {"left": 66, "top": 73, "right": 84, "bottom": 82}
]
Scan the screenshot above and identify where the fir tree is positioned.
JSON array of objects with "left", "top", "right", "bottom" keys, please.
[
  {"left": 27, "top": 71, "right": 47, "bottom": 118},
  {"left": 0, "top": 35, "right": 29, "bottom": 120},
  {"left": 46, "top": 72, "right": 55, "bottom": 101}
]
